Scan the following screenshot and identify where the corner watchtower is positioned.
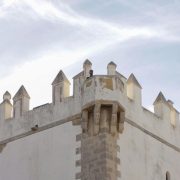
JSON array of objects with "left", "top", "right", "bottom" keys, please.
[
  {"left": 127, "top": 73, "right": 142, "bottom": 105},
  {"left": 76, "top": 62, "right": 125, "bottom": 180},
  {"left": 52, "top": 70, "right": 71, "bottom": 104},
  {"left": 13, "top": 85, "right": 30, "bottom": 118},
  {"left": 0, "top": 91, "right": 12, "bottom": 120},
  {"left": 83, "top": 59, "right": 92, "bottom": 79},
  {"left": 107, "top": 61, "right": 117, "bottom": 75}
]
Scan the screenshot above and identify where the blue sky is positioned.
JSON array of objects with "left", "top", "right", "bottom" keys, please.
[{"left": 0, "top": 0, "right": 179, "bottom": 111}]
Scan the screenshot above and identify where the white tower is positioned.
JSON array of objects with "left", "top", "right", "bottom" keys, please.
[
  {"left": 107, "top": 61, "right": 117, "bottom": 75},
  {"left": 52, "top": 70, "right": 71, "bottom": 104},
  {"left": 83, "top": 59, "right": 92, "bottom": 79},
  {"left": 13, "top": 85, "right": 30, "bottom": 118},
  {"left": 0, "top": 91, "right": 12, "bottom": 120},
  {"left": 127, "top": 73, "right": 142, "bottom": 105}
]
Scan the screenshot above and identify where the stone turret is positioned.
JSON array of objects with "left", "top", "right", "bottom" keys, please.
[
  {"left": 153, "top": 92, "right": 168, "bottom": 119},
  {"left": 127, "top": 73, "right": 142, "bottom": 105},
  {"left": 13, "top": 85, "right": 30, "bottom": 118},
  {"left": 79, "top": 101, "right": 124, "bottom": 180},
  {"left": 0, "top": 91, "right": 12, "bottom": 120},
  {"left": 3, "top": 91, "right": 11, "bottom": 101},
  {"left": 52, "top": 70, "right": 71, "bottom": 104},
  {"left": 107, "top": 61, "right": 117, "bottom": 75},
  {"left": 83, "top": 59, "right": 92, "bottom": 79}
]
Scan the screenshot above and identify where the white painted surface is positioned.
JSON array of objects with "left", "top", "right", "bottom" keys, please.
[
  {"left": 0, "top": 122, "right": 81, "bottom": 180},
  {"left": 118, "top": 122, "right": 180, "bottom": 180}
]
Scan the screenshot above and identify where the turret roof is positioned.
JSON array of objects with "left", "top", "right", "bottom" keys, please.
[
  {"left": 52, "top": 70, "right": 70, "bottom": 85},
  {"left": 108, "top": 61, "right": 117, "bottom": 67},
  {"left": 153, "top": 92, "right": 166, "bottom": 105},
  {"left": 127, "top": 73, "right": 142, "bottom": 89},
  {"left": 83, "top": 59, "right": 92, "bottom": 66},
  {"left": 1, "top": 91, "right": 12, "bottom": 105},
  {"left": 13, "top": 85, "right": 30, "bottom": 100},
  {"left": 3, "top": 91, "right": 11, "bottom": 98}
]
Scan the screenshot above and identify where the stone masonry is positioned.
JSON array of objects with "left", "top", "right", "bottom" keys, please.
[{"left": 76, "top": 102, "right": 124, "bottom": 180}]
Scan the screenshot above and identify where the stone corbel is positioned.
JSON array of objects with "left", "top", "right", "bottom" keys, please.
[
  {"left": 119, "top": 111, "right": 125, "bottom": 133},
  {"left": 82, "top": 110, "right": 88, "bottom": 133},
  {"left": 0, "top": 144, "right": 6, "bottom": 153},
  {"left": 93, "top": 103, "right": 101, "bottom": 135},
  {"left": 81, "top": 101, "right": 125, "bottom": 136},
  {"left": 110, "top": 103, "right": 118, "bottom": 136}
]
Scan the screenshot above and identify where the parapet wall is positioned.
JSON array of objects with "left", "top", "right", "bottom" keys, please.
[{"left": 0, "top": 60, "right": 179, "bottom": 150}]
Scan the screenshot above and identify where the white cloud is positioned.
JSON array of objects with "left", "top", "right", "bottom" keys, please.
[
  {"left": 0, "top": 0, "right": 162, "bottom": 41},
  {"left": 0, "top": 0, "right": 179, "bottom": 44}
]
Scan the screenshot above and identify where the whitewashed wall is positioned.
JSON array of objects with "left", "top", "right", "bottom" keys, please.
[
  {"left": 0, "top": 119, "right": 180, "bottom": 180},
  {"left": 118, "top": 122, "right": 180, "bottom": 180},
  {"left": 0, "top": 122, "right": 81, "bottom": 180}
]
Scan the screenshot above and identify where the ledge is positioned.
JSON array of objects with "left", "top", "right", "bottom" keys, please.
[{"left": 0, "top": 113, "right": 81, "bottom": 146}]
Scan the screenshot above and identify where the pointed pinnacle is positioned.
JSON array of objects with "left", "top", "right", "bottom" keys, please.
[{"left": 127, "top": 73, "right": 142, "bottom": 89}]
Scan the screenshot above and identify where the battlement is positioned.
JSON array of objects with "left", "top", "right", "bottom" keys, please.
[{"left": 0, "top": 60, "right": 179, "bottom": 150}]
